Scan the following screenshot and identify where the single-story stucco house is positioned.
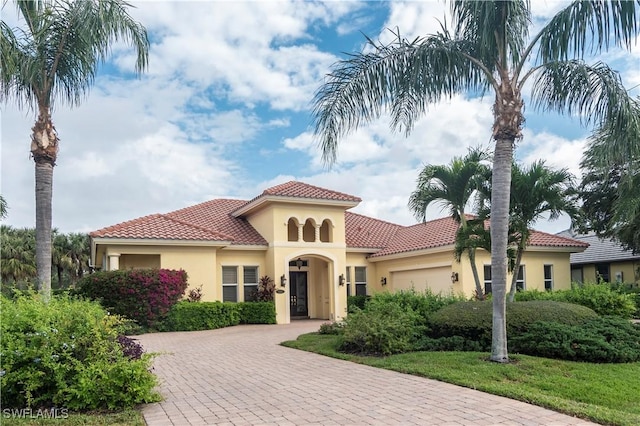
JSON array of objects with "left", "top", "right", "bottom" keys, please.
[
  {"left": 90, "top": 181, "right": 588, "bottom": 324},
  {"left": 558, "top": 230, "right": 640, "bottom": 285}
]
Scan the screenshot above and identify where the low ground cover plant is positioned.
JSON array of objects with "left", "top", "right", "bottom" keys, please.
[
  {"left": 75, "top": 268, "right": 188, "bottom": 329},
  {"left": 515, "top": 283, "right": 637, "bottom": 318},
  {"left": 511, "top": 316, "right": 640, "bottom": 362},
  {"left": 0, "top": 294, "right": 159, "bottom": 410}
]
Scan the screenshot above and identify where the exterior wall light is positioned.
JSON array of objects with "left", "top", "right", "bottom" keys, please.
[
  {"left": 451, "top": 272, "right": 459, "bottom": 283},
  {"left": 296, "top": 258, "right": 303, "bottom": 269},
  {"left": 338, "top": 274, "right": 345, "bottom": 286},
  {"left": 280, "top": 274, "right": 287, "bottom": 287},
  {"left": 380, "top": 277, "right": 387, "bottom": 286}
]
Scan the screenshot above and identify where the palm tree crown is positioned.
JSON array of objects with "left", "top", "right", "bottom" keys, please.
[
  {"left": 313, "top": 0, "right": 639, "bottom": 362},
  {"left": 1, "top": 0, "right": 149, "bottom": 301}
]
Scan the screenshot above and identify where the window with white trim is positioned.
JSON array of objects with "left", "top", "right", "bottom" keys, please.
[
  {"left": 346, "top": 268, "right": 351, "bottom": 297},
  {"left": 515, "top": 265, "right": 526, "bottom": 291},
  {"left": 483, "top": 265, "right": 492, "bottom": 294},
  {"left": 355, "top": 267, "right": 367, "bottom": 296},
  {"left": 544, "top": 265, "right": 553, "bottom": 291},
  {"left": 243, "top": 266, "right": 258, "bottom": 301},
  {"left": 222, "top": 266, "right": 238, "bottom": 302}
]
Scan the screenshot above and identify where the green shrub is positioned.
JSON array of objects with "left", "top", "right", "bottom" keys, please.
[
  {"left": 318, "top": 321, "right": 345, "bottom": 335},
  {"left": 610, "top": 282, "right": 640, "bottom": 318},
  {"left": 516, "top": 283, "right": 636, "bottom": 318},
  {"left": 347, "top": 295, "right": 370, "bottom": 312},
  {"left": 510, "top": 317, "right": 640, "bottom": 363},
  {"left": 429, "top": 300, "right": 599, "bottom": 350},
  {"left": 0, "top": 294, "right": 158, "bottom": 410},
  {"left": 367, "top": 288, "right": 465, "bottom": 327},
  {"left": 161, "top": 301, "right": 240, "bottom": 331},
  {"left": 238, "top": 302, "right": 276, "bottom": 324},
  {"left": 340, "top": 302, "right": 421, "bottom": 356},
  {"left": 75, "top": 268, "right": 188, "bottom": 328}
]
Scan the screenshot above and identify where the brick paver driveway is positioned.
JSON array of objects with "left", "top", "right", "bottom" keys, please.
[{"left": 136, "top": 321, "right": 595, "bottom": 426}]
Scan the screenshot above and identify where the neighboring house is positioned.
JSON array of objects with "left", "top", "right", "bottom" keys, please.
[
  {"left": 90, "top": 181, "right": 588, "bottom": 324},
  {"left": 558, "top": 230, "right": 640, "bottom": 285}
]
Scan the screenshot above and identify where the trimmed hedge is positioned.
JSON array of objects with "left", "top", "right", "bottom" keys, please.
[
  {"left": 238, "top": 302, "right": 276, "bottom": 324},
  {"left": 515, "top": 283, "right": 637, "bottom": 318},
  {"left": 161, "top": 301, "right": 240, "bottom": 331},
  {"left": 510, "top": 317, "right": 640, "bottom": 362},
  {"left": 75, "top": 269, "right": 188, "bottom": 328},
  {"left": 1, "top": 294, "right": 158, "bottom": 410},
  {"left": 429, "top": 300, "right": 599, "bottom": 350},
  {"left": 161, "top": 301, "right": 276, "bottom": 331}
]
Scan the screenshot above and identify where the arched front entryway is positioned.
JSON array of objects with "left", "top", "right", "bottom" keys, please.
[{"left": 287, "top": 254, "right": 333, "bottom": 321}]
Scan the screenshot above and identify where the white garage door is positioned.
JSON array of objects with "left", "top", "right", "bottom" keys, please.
[{"left": 391, "top": 267, "right": 453, "bottom": 294}]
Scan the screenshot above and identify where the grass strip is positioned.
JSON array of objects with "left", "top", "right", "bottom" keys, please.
[{"left": 282, "top": 333, "right": 640, "bottom": 426}]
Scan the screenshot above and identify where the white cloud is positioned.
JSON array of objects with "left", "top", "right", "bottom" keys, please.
[
  {"left": 518, "top": 130, "right": 587, "bottom": 179},
  {"left": 2, "top": 0, "right": 635, "bottom": 241}
]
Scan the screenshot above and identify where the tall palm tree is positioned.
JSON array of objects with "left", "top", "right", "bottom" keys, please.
[
  {"left": 1, "top": 0, "right": 149, "bottom": 301},
  {"left": 408, "top": 147, "right": 491, "bottom": 299},
  {"left": 312, "top": 1, "right": 639, "bottom": 362},
  {"left": 506, "top": 161, "right": 578, "bottom": 301}
]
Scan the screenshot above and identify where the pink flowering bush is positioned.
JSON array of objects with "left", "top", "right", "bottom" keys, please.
[{"left": 75, "top": 269, "right": 188, "bottom": 329}]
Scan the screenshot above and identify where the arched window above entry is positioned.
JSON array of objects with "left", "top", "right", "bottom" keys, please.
[
  {"left": 303, "top": 219, "right": 316, "bottom": 242},
  {"left": 287, "top": 218, "right": 299, "bottom": 242},
  {"left": 320, "top": 219, "right": 332, "bottom": 242}
]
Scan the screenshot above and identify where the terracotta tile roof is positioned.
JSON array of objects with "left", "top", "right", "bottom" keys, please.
[
  {"left": 529, "top": 230, "right": 589, "bottom": 248},
  {"left": 369, "top": 216, "right": 589, "bottom": 258},
  {"left": 166, "top": 199, "right": 267, "bottom": 245},
  {"left": 90, "top": 214, "right": 234, "bottom": 241},
  {"left": 369, "top": 216, "right": 459, "bottom": 258},
  {"left": 345, "top": 212, "right": 402, "bottom": 249},
  {"left": 90, "top": 182, "right": 588, "bottom": 253},
  {"left": 256, "top": 181, "right": 361, "bottom": 203}
]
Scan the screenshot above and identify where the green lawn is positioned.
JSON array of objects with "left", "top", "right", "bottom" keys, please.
[
  {"left": 1, "top": 409, "right": 145, "bottom": 426},
  {"left": 282, "top": 333, "right": 640, "bottom": 426}
]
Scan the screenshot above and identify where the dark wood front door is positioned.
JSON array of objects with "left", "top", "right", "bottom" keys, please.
[{"left": 289, "top": 271, "right": 308, "bottom": 317}]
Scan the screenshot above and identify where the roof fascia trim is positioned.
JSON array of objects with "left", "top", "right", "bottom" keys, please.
[
  {"left": 232, "top": 195, "right": 360, "bottom": 217},
  {"left": 91, "top": 237, "right": 231, "bottom": 247}
]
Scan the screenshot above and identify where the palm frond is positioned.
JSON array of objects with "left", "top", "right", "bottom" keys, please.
[
  {"left": 1, "top": 0, "right": 149, "bottom": 111},
  {"left": 312, "top": 29, "right": 486, "bottom": 165},
  {"left": 451, "top": 0, "right": 531, "bottom": 69},
  {"left": 537, "top": 0, "right": 640, "bottom": 62},
  {"left": 531, "top": 60, "right": 639, "bottom": 147}
]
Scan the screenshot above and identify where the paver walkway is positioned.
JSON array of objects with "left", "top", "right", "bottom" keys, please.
[{"left": 136, "top": 321, "right": 596, "bottom": 426}]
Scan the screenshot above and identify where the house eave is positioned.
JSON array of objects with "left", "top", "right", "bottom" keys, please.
[
  {"left": 367, "top": 245, "right": 454, "bottom": 262},
  {"left": 232, "top": 195, "right": 360, "bottom": 217},
  {"left": 91, "top": 237, "right": 232, "bottom": 247}
]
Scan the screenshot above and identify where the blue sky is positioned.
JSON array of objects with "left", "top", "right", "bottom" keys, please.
[{"left": 2, "top": 1, "right": 638, "bottom": 235}]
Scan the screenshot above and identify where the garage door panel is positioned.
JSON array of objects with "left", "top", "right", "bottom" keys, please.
[{"left": 391, "top": 267, "right": 452, "bottom": 294}]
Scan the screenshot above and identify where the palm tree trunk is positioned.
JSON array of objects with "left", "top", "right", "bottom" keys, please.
[
  {"left": 490, "top": 137, "right": 513, "bottom": 363},
  {"left": 467, "top": 247, "right": 484, "bottom": 300},
  {"left": 35, "top": 161, "right": 54, "bottom": 301},
  {"left": 32, "top": 108, "right": 59, "bottom": 302},
  {"left": 507, "top": 247, "right": 524, "bottom": 302}
]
